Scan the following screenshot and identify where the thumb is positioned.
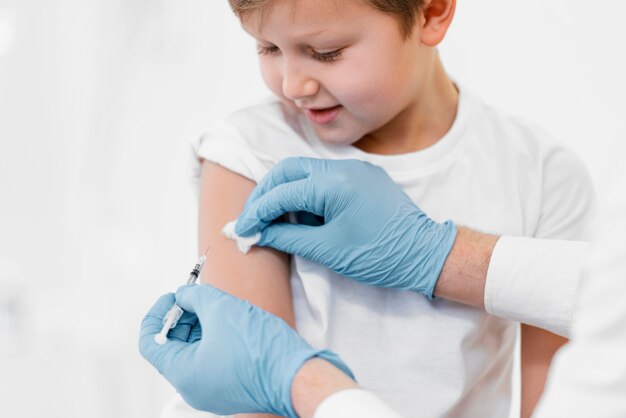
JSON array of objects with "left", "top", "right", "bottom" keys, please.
[
  {"left": 175, "top": 284, "right": 225, "bottom": 321},
  {"left": 236, "top": 179, "right": 320, "bottom": 237},
  {"left": 257, "top": 223, "right": 325, "bottom": 261},
  {"left": 243, "top": 156, "right": 316, "bottom": 207}
]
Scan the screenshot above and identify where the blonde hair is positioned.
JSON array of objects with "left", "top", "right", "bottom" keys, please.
[{"left": 227, "top": 0, "right": 424, "bottom": 39}]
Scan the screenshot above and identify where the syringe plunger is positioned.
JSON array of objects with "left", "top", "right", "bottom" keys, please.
[{"left": 154, "top": 304, "right": 183, "bottom": 345}]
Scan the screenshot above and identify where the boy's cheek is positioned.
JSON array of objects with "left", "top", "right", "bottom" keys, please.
[{"left": 259, "top": 63, "right": 284, "bottom": 97}]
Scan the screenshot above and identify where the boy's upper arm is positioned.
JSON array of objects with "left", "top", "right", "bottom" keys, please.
[{"left": 198, "top": 159, "right": 294, "bottom": 326}]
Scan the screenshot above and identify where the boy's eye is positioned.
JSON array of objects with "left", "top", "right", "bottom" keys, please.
[
  {"left": 257, "top": 45, "right": 280, "bottom": 56},
  {"left": 257, "top": 45, "right": 344, "bottom": 63},
  {"left": 311, "top": 48, "right": 343, "bottom": 63}
]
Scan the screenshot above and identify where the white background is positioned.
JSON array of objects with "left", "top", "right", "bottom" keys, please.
[{"left": 0, "top": 1, "right": 624, "bottom": 417}]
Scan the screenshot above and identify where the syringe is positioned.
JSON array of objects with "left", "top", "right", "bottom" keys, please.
[{"left": 154, "top": 249, "right": 209, "bottom": 345}]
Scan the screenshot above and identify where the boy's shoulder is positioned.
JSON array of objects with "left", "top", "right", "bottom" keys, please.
[{"left": 197, "top": 97, "right": 317, "bottom": 172}]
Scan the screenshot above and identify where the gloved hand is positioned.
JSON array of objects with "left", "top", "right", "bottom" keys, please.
[
  {"left": 236, "top": 157, "right": 458, "bottom": 299},
  {"left": 139, "top": 284, "right": 354, "bottom": 418}
]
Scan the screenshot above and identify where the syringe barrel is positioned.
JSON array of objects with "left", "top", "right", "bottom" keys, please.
[
  {"left": 187, "top": 255, "right": 206, "bottom": 285},
  {"left": 187, "top": 272, "right": 199, "bottom": 285},
  {"left": 162, "top": 304, "right": 184, "bottom": 329}
]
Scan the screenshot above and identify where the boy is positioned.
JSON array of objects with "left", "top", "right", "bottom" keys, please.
[{"left": 178, "top": 1, "right": 594, "bottom": 417}]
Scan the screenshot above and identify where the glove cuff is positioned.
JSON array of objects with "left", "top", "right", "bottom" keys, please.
[
  {"left": 424, "top": 220, "right": 458, "bottom": 299},
  {"left": 408, "top": 219, "right": 458, "bottom": 299},
  {"left": 314, "top": 349, "right": 356, "bottom": 382}
]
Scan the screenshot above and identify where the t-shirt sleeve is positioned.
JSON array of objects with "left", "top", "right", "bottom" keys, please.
[
  {"left": 191, "top": 118, "right": 272, "bottom": 186},
  {"left": 533, "top": 146, "right": 596, "bottom": 240},
  {"left": 485, "top": 144, "right": 596, "bottom": 337}
]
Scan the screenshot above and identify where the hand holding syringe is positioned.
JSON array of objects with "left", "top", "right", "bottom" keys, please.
[{"left": 154, "top": 248, "right": 209, "bottom": 345}]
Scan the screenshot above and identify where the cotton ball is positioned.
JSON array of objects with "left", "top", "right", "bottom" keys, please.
[{"left": 222, "top": 221, "right": 262, "bottom": 254}]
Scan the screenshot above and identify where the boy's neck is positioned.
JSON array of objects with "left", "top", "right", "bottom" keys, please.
[{"left": 354, "top": 57, "right": 458, "bottom": 155}]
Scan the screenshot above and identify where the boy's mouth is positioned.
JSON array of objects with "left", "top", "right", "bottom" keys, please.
[{"left": 304, "top": 105, "right": 342, "bottom": 125}]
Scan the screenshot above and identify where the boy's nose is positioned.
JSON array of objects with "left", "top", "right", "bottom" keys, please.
[{"left": 282, "top": 63, "right": 320, "bottom": 101}]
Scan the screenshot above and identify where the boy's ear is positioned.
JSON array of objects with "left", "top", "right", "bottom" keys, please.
[{"left": 419, "top": 0, "right": 456, "bottom": 46}]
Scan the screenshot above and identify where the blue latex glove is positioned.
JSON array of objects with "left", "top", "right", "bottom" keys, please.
[
  {"left": 139, "top": 284, "right": 354, "bottom": 417},
  {"left": 236, "top": 157, "right": 458, "bottom": 299}
]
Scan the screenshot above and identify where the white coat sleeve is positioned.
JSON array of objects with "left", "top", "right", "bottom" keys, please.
[
  {"left": 313, "top": 389, "right": 405, "bottom": 418},
  {"left": 483, "top": 140, "right": 595, "bottom": 337},
  {"left": 531, "top": 169, "right": 626, "bottom": 418},
  {"left": 484, "top": 236, "right": 588, "bottom": 337}
]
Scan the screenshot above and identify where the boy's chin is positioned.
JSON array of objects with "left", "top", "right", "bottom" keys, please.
[{"left": 313, "top": 127, "right": 362, "bottom": 147}]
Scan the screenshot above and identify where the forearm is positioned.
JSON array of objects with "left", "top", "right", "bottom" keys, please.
[
  {"left": 292, "top": 359, "right": 406, "bottom": 418},
  {"left": 436, "top": 228, "right": 587, "bottom": 337},
  {"left": 291, "top": 358, "right": 359, "bottom": 418},
  {"left": 521, "top": 324, "right": 568, "bottom": 418},
  {"left": 434, "top": 227, "right": 499, "bottom": 308}
]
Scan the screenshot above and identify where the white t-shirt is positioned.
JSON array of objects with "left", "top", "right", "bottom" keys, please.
[{"left": 185, "top": 86, "right": 594, "bottom": 418}]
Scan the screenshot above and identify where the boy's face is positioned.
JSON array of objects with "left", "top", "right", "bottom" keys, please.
[{"left": 243, "top": 0, "right": 436, "bottom": 147}]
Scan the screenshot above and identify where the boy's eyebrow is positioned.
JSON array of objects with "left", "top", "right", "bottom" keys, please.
[
  {"left": 251, "top": 27, "right": 336, "bottom": 44},
  {"left": 291, "top": 28, "right": 330, "bottom": 39}
]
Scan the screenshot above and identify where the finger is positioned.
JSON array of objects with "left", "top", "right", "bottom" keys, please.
[
  {"left": 167, "top": 310, "right": 198, "bottom": 342},
  {"left": 139, "top": 333, "right": 190, "bottom": 375},
  {"left": 140, "top": 293, "right": 176, "bottom": 337},
  {"left": 237, "top": 179, "right": 323, "bottom": 236},
  {"left": 138, "top": 293, "right": 197, "bottom": 342},
  {"left": 245, "top": 157, "right": 317, "bottom": 206},
  {"left": 189, "top": 320, "right": 202, "bottom": 343},
  {"left": 174, "top": 284, "right": 224, "bottom": 320},
  {"left": 257, "top": 222, "right": 324, "bottom": 260},
  {"left": 139, "top": 293, "right": 191, "bottom": 372},
  {"left": 176, "top": 284, "right": 255, "bottom": 346}
]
